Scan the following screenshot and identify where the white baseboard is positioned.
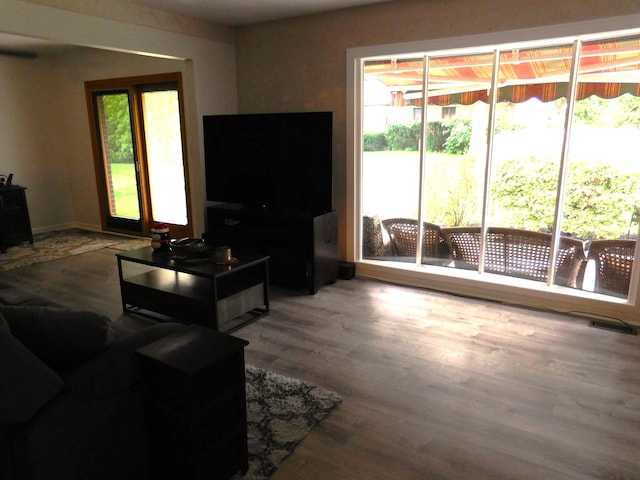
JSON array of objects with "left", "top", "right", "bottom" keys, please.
[
  {"left": 31, "top": 222, "right": 115, "bottom": 235},
  {"left": 31, "top": 222, "right": 77, "bottom": 234}
]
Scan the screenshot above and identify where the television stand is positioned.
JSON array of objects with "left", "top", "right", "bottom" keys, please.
[{"left": 205, "top": 207, "right": 339, "bottom": 294}]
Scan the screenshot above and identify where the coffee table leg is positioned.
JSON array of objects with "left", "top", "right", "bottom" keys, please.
[
  {"left": 263, "top": 259, "right": 270, "bottom": 313},
  {"left": 212, "top": 277, "right": 219, "bottom": 330},
  {"left": 117, "top": 256, "right": 127, "bottom": 313}
]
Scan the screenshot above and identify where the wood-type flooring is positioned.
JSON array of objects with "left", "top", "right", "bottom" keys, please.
[{"left": 2, "top": 246, "right": 639, "bottom": 480}]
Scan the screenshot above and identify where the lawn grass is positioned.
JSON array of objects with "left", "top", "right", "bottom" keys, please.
[{"left": 110, "top": 163, "right": 140, "bottom": 219}]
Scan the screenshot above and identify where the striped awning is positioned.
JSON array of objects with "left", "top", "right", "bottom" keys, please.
[{"left": 364, "top": 34, "right": 640, "bottom": 105}]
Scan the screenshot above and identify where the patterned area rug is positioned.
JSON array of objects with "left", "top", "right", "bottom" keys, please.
[
  {"left": 0, "top": 229, "right": 150, "bottom": 272},
  {"left": 235, "top": 365, "right": 342, "bottom": 480}
]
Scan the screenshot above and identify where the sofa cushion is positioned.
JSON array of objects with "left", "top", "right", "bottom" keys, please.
[
  {"left": 0, "top": 306, "right": 116, "bottom": 369},
  {"left": 0, "top": 311, "right": 9, "bottom": 333},
  {"left": 0, "top": 326, "right": 64, "bottom": 423}
]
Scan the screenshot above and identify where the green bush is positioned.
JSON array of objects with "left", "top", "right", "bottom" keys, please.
[
  {"left": 426, "top": 121, "right": 449, "bottom": 152},
  {"left": 384, "top": 122, "right": 421, "bottom": 151},
  {"left": 381, "top": 119, "right": 471, "bottom": 153},
  {"left": 426, "top": 120, "right": 471, "bottom": 154},
  {"left": 444, "top": 120, "right": 471, "bottom": 155},
  {"left": 363, "top": 132, "right": 387, "bottom": 151},
  {"left": 491, "top": 156, "right": 640, "bottom": 238}
]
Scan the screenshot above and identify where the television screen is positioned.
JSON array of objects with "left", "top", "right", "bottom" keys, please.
[{"left": 203, "top": 112, "right": 333, "bottom": 216}]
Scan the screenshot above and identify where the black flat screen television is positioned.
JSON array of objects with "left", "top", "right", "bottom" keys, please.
[{"left": 203, "top": 111, "right": 333, "bottom": 216}]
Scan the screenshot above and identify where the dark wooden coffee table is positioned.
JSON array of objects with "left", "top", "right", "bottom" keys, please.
[{"left": 116, "top": 247, "right": 269, "bottom": 333}]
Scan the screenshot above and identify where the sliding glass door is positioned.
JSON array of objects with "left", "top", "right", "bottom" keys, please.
[
  {"left": 92, "top": 90, "right": 142, "bottom": 232},
  {"left": 140, "top": 87, "right": 188, "bottom": 229},
  {"left": 86, "top": 73, "right": 192, "bottom": 238}
]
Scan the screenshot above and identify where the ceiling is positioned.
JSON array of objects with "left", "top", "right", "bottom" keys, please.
[
  {"left": 0, "top": 33, "right": 70, "bottom": 58},
  {"left": 124, "top": 0, "right": 393, "bottom": 26},
  {"left": 0, "top": 0, "right": 392, "bottom": 57}
]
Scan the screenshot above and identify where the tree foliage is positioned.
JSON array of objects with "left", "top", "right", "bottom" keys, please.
[
  {"left": 573, "top": 94, "right": 640, "bottom": 128},
  {"left": 426, "top": 154, "right": 479, "bottom": 226},
  {"left": 100, "top": 93, "right": 134, "bottom": 164},
  {"left": 443, "top": 120, "right": 472, "bottom": 155}
]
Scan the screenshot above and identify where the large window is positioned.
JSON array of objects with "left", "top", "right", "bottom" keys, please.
[{"left": 349, "top": 19, "right": 640, "bottom": 324}]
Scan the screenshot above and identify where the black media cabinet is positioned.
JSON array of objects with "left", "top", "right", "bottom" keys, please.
[
  {"left": 0, "top": 186, "right": 33, "bottom": 253},
  {"left": 205, "top": 206, "right": 338, "bottom": 294}
]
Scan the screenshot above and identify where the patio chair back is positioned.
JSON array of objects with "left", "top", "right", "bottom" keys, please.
[
  {"left": 587, "top": 239, "right": 635, "bottom": 298},
  {"left": 381, "top": 218, "right": 450, "bottom": 261},
  {"left": 440, "top": 226, "right": 586, "bottom": 287}
]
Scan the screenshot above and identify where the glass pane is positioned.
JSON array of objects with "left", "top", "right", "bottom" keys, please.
[
  {"left": 361, "top": 57, "right": 423, "bottom": 262},
  {"left": 424, "top": 52, "right": 493, "bottom": 268},
  {"left": 141, "top": 89, "right": 188, "bottom": 226},
  {"left": 562, "top": 34, "right": 640, "bottom": 298},
  {"left": 487, "top": 44, "right": 572, "bottom": 284},
  {"left": 95, "top": 93, "right": 140, "bottom": 220}
]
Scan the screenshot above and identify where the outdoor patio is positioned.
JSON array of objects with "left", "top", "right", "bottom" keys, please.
[{"left": 363, "top": 216, "right": 635, "bottom": 299}]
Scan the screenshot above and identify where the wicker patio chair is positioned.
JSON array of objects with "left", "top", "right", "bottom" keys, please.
[
  {"left": 438, "top": 226, "right": 514, "bottom": 273},
  {"left": 362, "top": 215, "right": 392, "bottom": 257},
  {"left": 552, "top": 236, "right": 588, "bottom": 288},
  {"left": 587, "top": 239, "right": 636, "bottom": 298},
  {"left": 501, "top": 228, "right": 586, "bottom": 286},
  {"left": 439, "top": 226, "right": 483, "bottom": 270},
  {"left": 380, "top": 218, "right": 450, "bottom": 263},
  {"left": 440, "top": 226, "right": 587, "bottom": 287}
]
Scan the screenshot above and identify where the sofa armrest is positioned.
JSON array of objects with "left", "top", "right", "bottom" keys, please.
[
  {"left": 0, "top": 287, "right": 63, "bottom": 307},
  {"left": 0, "top": 327, "right": 63, "bottom": 424},
  {"left": 61, "top": 322, "right": 188, "bottom": 399}
]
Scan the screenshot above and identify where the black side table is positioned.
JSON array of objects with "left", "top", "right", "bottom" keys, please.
[{"left": 136, "top": 326, "right": 249, "bottom": 480}]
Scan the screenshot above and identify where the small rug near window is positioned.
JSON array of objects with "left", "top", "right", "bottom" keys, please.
[
  {"left": 234, "top": 365, "right": 342, "bottom": 480},
  {"left": 0, "top": 229, "right": 151, "bottom": 272}
]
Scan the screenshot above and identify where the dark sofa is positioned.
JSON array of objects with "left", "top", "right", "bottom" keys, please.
[{"left": 0, "top": 280, "right": 187, "bottom": 480}]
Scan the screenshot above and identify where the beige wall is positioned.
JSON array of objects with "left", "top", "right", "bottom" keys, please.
[
  {"left": 0, "top": 0, "right": 237, "bottom": 235},
  {"left": 0, "top": 49, "right": 190, "bottom": 231},
  {"left": 235, "top": 0, "right": 640, "bottom": 258}
]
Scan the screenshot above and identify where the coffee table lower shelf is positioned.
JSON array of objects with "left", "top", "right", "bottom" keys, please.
[{"left": 117, "top": 249, "right": 270, "bottom": 333}]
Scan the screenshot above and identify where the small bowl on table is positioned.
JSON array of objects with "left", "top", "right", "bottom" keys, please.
[{"left": 169, "top": 238, "right": 210, "bottom": 259}]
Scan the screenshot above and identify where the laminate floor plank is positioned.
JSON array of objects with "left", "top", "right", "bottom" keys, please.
[{"left": 1, "top": 247, "right": 639, "bottom": 479}]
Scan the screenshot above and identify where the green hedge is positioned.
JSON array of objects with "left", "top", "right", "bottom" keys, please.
[
  {"left": 384, "top": 122, "right": 422, "bottom": 151},
  {"left": 363, "top": 132, "right": 387, "bottom": 151},
  {"left": 364, "top": 120, "right": 471, "bottom": 153}
]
